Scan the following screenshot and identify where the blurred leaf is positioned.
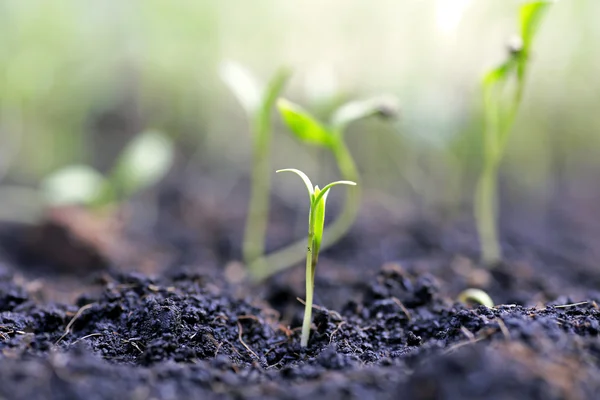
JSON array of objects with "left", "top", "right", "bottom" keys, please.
[
  {"left": 518, "top": 1, "right": 552, "bottom": 80},
  {"left": 520, "top": 1, "right": 552, "bottom": 51},
  {"left": 482, "top": 59, "right": 515, "bottom": 89},
  {"left": 331, "top": 96, "right": 400, "bottom": 131},
  {"left": 483, "top": 0, "right": 551, "bottom": 92},
  {"left": 482, "top": 58, "right": 519, "bottom": 153},
  {"left": 41, "top": 165, "right": 107, "bottom": 206},
  {"left": 277, "top": 99, "right": 332, "bottom": 147},
  {"left": 110, "top": 130, "right": 175, "bottom": 198},
  {"left": 219, "top": 61, "right": 262, "bottom": 116}
]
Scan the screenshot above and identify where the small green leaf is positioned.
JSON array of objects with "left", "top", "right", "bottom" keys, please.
[
  {"left": 520, "top": 1, "right": 552, "bottom": 51},
  {"left": 276, "top": 168, "right": 315, "bottom": 197},
  {"left": 110, "top": 130, "right": 175, "bottom": 198},
  {"left": 219, "top": 61, "right": 262, "bottom": 116},
  {"left": 41, "top": 165, "right": 107, "bottom": 206},
  {"left": 311, "top": 186, "right": 327, "bottom": 254},
  {"left": 482, "top": 59, "right": 516, "bottom": 89},
  {"left": 312, "top": 180, "right": 356, "bottom": 207},
  {"left": 331, "top": 96, "right": 400, "bottom": 130},
  {"left": 277, "top": 99, "right": 332, "bottom": 147},
  {"left": 517, "top": 1, "right": 551, "bottom": 80}
]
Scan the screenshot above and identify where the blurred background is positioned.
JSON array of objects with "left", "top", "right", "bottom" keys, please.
[{"left": 0, "top": 0, "right": 599, "bottom": 278}]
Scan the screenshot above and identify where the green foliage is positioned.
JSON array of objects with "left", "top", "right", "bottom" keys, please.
[
  {"left": 41, "top": 130, "right": 174, "bottom": 208},
  {"left": 249, "top": 95, "right": 398, "bottom": 281},
  {"left": 276, "top": 168, "right": 356, "bottom": 347},
  {"left": 220, "top": 62, "right": 291, "bottom": 274},
  {"left": 520, "top": 2, "right": 552, "bottom": 52},
  {"left": 475, "top": 1, "right": 552, "bottom": 265}
]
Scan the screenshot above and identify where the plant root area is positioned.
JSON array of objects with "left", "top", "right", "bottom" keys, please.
[{"left": 1, "top": 195, "right": 600, "bottom": 400}]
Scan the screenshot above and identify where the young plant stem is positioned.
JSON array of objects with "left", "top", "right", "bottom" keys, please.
[
  {"left": 475, "top": 164, "right": 500, "bottom": 265},
  {"left": 243, "top": 69, "right": 290, "bottom": 274},
  {"left": 301, "top": 211, "right": 318, "bottom": 347},
  {"left": 250, "top": 137, "right": 359, "bottom": 281},
  {"left": 476, "top": 81, "right": 503, "bottom": 265},
  {"left": 476, "top": 64, "right": 523, "bottom": 266}
]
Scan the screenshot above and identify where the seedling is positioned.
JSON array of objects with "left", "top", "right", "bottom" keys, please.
[
  {"left": 219, "top": 62, "right": 291, "bottom": 275},
  {"left": 458, "top": 288, "right": 494, "bottom": 308},
  {"left": 250, "top": 96, "right": 398, "bottom": 280},
  {"left": 41, "top": 130, "right": 174, "bottom": 210},
  {"left": 276, "top": 168, "right": 356, "bottom": 347},
  {"left": 475, "top": 1, "right": 552, "bottom": 265}
]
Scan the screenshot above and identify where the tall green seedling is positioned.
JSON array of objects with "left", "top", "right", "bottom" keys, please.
[
  {"left": 251, "top": 96, "right": 398, "bottom": 280},
  {"left": 475, "top": 1, "right": 552, "bottom": 265},
  {"left": 220, "top": 62, "right": 291, "bottom": 276},
  {"left": 276, "top": 168, "right": 356, "bottom": 347}
]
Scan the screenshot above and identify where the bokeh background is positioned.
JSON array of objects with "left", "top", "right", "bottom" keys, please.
[{"left": 0, "top": 0, "right": 599, "bottom": 264}]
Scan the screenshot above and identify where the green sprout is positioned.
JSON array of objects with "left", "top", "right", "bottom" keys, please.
[
  {"left": 219, "top": 61, "right": 291, "bottom": 275},
  {"left": 0, "top": 130, "right": 174, "bottom": 224},
  {"left": 475, "top": 1, "right": 552, "bottom": 265},
  {"left": 41, "top": 130, "right": 174, "bottom": 209},
  {"left": 276, "top": 168, "right": 356, "bottom": 347},
  {"left": 250, "top": 96, "right": 398, "bottom": 280},
  {"left": 458, "top": 288, "right": 494, "bottom": 308}
]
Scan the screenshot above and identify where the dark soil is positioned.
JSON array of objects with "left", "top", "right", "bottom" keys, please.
[{"left": 1, "top": 182, "right": 600, "bottom": 400}]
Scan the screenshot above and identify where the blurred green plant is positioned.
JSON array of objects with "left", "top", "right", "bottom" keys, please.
[
  {"left": 475, "top": 1, "right": 552, "bottom": 266},
  {"left": 458, "top": 288, "right": 494, "bottom": 308},
  {"left": 41, "top": 130, "right": 174, "bottom": 209},
  {"left": 219, "top": 62, "right": 291, "bottom": 275},
  {"left": 0, "top": 130, "right": 173, "bottom": 223},
  {"left": 249, "top": 96, "right": 399, "bottom": 280},
  {"left": 276, "top": 168, "right": 356, "bottom": 347}
]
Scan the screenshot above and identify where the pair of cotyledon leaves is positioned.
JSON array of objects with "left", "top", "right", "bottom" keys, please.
[
  {"left": 483, "top": 1, "right": 552, "bottom": 103},
  {"left": 219, "top": 61, "right": 398, "bottom": 149},
  {"left": 276, "top": 168, "right": 356, "bottom": 255},
  {"left": 42, "top": 131, "right": 174, "bottom": 207},
  {"left": 482, "top": 0, "right": 552, "bottom": 153}
]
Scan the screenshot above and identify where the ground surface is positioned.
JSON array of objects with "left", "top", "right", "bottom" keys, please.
[{"left": 1, "top": 183, "right": 599, "bottom": 400}]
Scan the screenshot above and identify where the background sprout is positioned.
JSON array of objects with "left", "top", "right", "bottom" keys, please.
[
  {"left": 219, "top": 61, "right": 291, "bottom": 276},
  {"left": 475, "top": 1, "right": 552, "bottom": 266},
  {"left": 41, "top": 130, "right": 174, "bottom": 209},
  {"left": 250, "top": 95, "right": 399, "bottom": 280},
  {"left": 276, "top": 168, "right": 356, "bottom": 347}
]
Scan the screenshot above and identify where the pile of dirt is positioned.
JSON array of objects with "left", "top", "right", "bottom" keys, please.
[{"left": 2, "top": 262, "right": 600, "bottom": 400}]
